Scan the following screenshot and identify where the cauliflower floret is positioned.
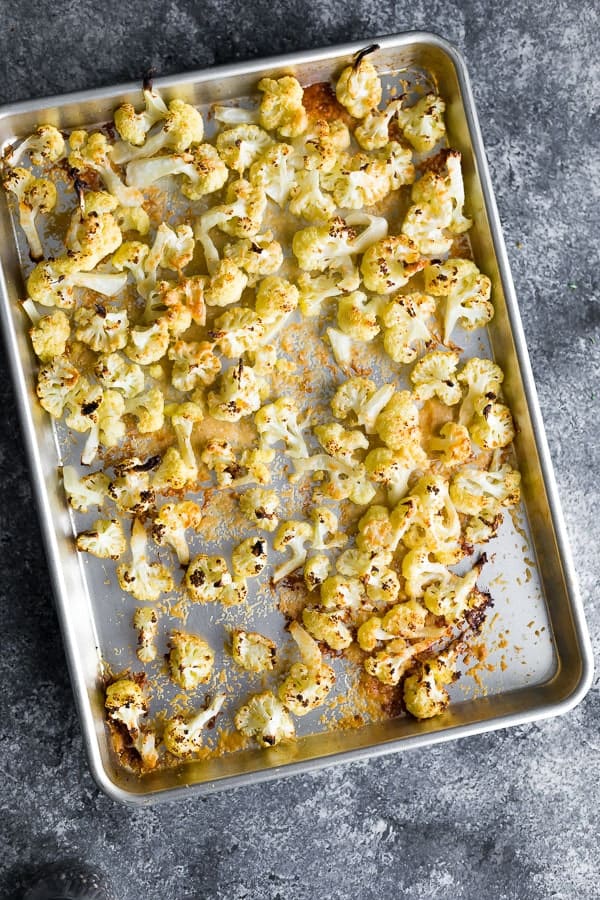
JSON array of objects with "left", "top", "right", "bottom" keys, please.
[
  {"left": 401, "top": 169, "right": 454, "bottom": 257},
  {"left": 123, "top": 388, "right": 164, "bottom": 434},
  {"left": 231, "top": 629, "right": 276, "bottom": 673},
  {"left": 200, "top": 438, "right": 241, "bottom": 488},
  {"left": 105, "top": 677, "right": 158, "bottom": 770},
  {"left": 95, "top": 352, "right": 145, "bottom": 398},
  {"left": 410, "top": 350, "right": 462, "bottom": 405},
  {"left": 396, "top": 92, "right": 446, "bottom": 153},
  {"left": 168, "top": 630, "right": 215, "bottom": 690},
  {"left": 364, "top": 445, "right": 428, "bottom": 505},
  {"left": 169, "top": 340, "right": 221, "bottom": 393},
  {"left": 428, "top": 422, "right": 473, "bottom": 468},
  {"left": 7, "top": 123, "right": 65, "bottom": 167},
  {"left": 272, "top": 520, "right": 312, "bottom": 582},
  {"left": 313, "top": 422, "right": 369, "bottom": 465},
  {"left": 401, "top": 473, "right": 463, "bottom": 564},
  {"left": 216, "top": 124, "right": 273, "bottom": 174},
  {"left": 72, "top": 388, "right": 124, "bottom": 466},
  {"left": 292, "top": 453, "right": 376, "bottom": 506},
  {"left": 3, "top": 167, "right": 57, "bottom": 261},
  {"left": 125, "top": 143, "right": 228, "bottom": 199},
  {"left": 375, "top": 390, "right": 421, "bottom": 451},
  {"left": 239, "top": 446, "right": 275, "bottom": 485},
  {"left": 185, "top": 554, "right": 232, "bottom": 603},
  {"left": 221, "top": 579, "right": 249, "bottom": 607},
  {"left": 355, "top": 99, "right": 404, "bottom": 150},
  {"left": 358, "top": 599, "right": 441, "bottom": 652},
  {"left": 234, "top": 691, "right": 295, "bottom": 748},
  {"left": 255, "top": 397, "right": 309, "bottom": 459},
  {"left": 296, "top": 269, "right": 354, "bottom": 318},
  {"left": 153, "top": 446, "right": 197, "bottom": 493},
  {"left": 457, "top": 357, "right": 505, "bottom": 426},
  {"left": 423, "top": 258, "right": 493, "bottom": 344},
  {"left": 133, "top": 607, "right": 159, "bottom": 663},
  {"left": 76, "top": 518, "right": 126, "bottom": 559},
  {"left": 151, "top": 500, "right": 203, "bottom": 565},
  {"left": 73, "top": 305, "right": 129, "bottom": 353},
  {"left": 335, "top": 54, "right": 382, "bottom": 118},
  {"left": 141, "top": 223, "right": 195, "bottom": 302},
  {"left": 360, "top": 235, "right": 424, "bottom": 295},
  {"left": 239, "top": 488, "right": 279, "bottom": 532},
  {"left": 308, "top": 505, "right": 347, "bottom": 550},
  {"left": 450, "top": 464, "right": 521, "bottom": 516},
  {"left": 249, "top": 142, "right": 298, "bottom": 207},
  {"left": 29, "top": 310, "right": 70, "bottom": 361},
  {"left": 304, "top": 554, "right": 331, "bottom": 592},
  {"left": 302, "top": 607, "right": 353, "bottom": 651},
  {"left": 464, "top": 512, "right": 503, "bottom": 546},
  {"left": 401, "top": 548, "right": 451, "bottom": 600},
  {"left": 68, "top": 130, "right": 142, "bottom": 208},
  {"left": 210, "top": 307, "right": 266, "bottom": 358},
  {"left": 319, "top": 574, "right": 366, "bottom": 617},
  {"left": 335, "top": 547, "right": 400, "bottom": 606},
  {"left": 170, "top": 401, "right": 203, "bottom": 475},
  {"left": 423, "top": 561, "right": 482, "bottom": 621},
  {"left": 364, "top": 645, "right": 419, "bottom": 686},
  {"left": 112, "top": 98, "right": 204, "bottom": 163},
  {"left": 116, "top": 519, "right": 173, "bottom": 602},
  {"left": 288, "top": 169, "right": 336, "bottom": 223},
  {"left": 403, "top": 651, "right": 458, "bottom": 719},
  {"left": 223, "top": 232, "right": 283, "bottom": 285},
  {"left": 204, "top": 259, "right": 248, "bottom": 308},
  {"left": 232, "top": 535, "right": 268, "bottom": 578},
  {"left": 62, "top": 466, "right": 110, "bottom": 512},
  {"left": 301, "top": 118, "right": 350, "bottom": 173},
  {"left": 292, "top": 213, "right": 388, "bottom": 275},
  {"left": 163, "top": 693, "right": 226, "bottom": 758},
  {"left": 27, "top": 249, "right": 124, "bottom": 309},
  {"left": 196, "top": 179, "right": 267, "bottom": 272},
  {"left": 469, "top": 401, "right": 515, "bottom": 450},
  {"left": 114, "top": 84, "right": 168, "bottom": 146},
  {"left": 321, "top": 152, "right": 392, "bottom": 210},
  {"left": 336, "top": 290, "right": 381, "bottom": 342},
  {"left": 125, "top": 320, "right": 170, "bottom": 365},
  {"left": 258, "top": 75, "right": 307, "bottom": 137},
  {"left": 278, "top": 621, "right": 335, "bottom": 716},
  {"left": 331, "top": 377, "right": 395, "bottom": 434},
  {"left": 208, "top": 363, "right": 266, "bottom": 422},
  {"left": 108, "top": 468, "right": 155, "bottom": 516},
  {"left": 255, "top": 276, "right": 299, "bottom": 321}
]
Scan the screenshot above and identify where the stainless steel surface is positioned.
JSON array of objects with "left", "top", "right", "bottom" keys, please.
[{"left": 0, "top": 31, "right": 592, "bottom": 805}]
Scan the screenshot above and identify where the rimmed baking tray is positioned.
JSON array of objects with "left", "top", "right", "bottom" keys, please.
[{"left": 0, "top": 31, "right": 592, "bottom": 805}]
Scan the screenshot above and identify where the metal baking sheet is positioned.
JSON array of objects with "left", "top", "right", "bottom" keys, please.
[{"left": 0, "top": 31, "right": 592, "bottom": 805}]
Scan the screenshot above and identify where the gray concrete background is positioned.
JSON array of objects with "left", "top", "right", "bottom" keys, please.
[{"left": 1, "top": 1, "right": 599, "bottom": 898}]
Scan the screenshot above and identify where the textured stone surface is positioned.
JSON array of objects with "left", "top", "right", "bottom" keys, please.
[{"left": 0, "top": 1, "right": 599, "bottom": 898}]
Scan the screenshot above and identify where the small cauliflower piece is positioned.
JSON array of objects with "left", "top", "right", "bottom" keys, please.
[
  {"left": 68, "top": 130, "right": 142, "bottom": 209},
  {"left": 313, "top": 422, "right": 369, "bottom": 466},
  {"left": 292, "top": 453, "right": 376, "bottom": 506},
  {"left": 200, "top": 439, "right": 241, "bottom": 488},
  {"left": 125, "top": 320, "right": 170, "bottom": 366},
  {"left": 308, "top": 505, "right": 347, "bottom": 550},
  {"left": 36, "top": 355, "right": 80, "bottom": 418},
  {"left": 210, "top": 307, "right": 266, "bottom": 357},
  {"left": 153, "top": 446, "right": 197, "bottom": 493},
  {"left": 232, "top": 535, "right": 268, "bottom": 578},
  {"left": 410, "top": 350, "right": 462, "bottom": 405},
  {"left": 254, "top": 276, "right": 299, "bottom": 321},
  {"left": 288, "top": 169, "right": 336, "bottom": 223},
  {"left": 302, "top": 607, "right": 352, "bottom": 651},
  {"left": 249, "top": 142, "right": 298, "bottom": 208},
  {"left": 258, "top": 75, "right": 307, "bottom": 137},
  {"left": 301, "top": 118, "right": 350, "bottom": 173},
  {"left": 29, "top": 310, "right": 70, "bottom": 362},
  {"left": 113, "top": 84, "right": 168, "bottom": 146},
  {"left": 108, "top": 469, "right": 155, "bottom": 516},
  {"left": 304, "top": 554, "right": 331, "bottom": 592},
  {"left": 428, "top": 422, "right": 473, "bottom": 468},
  {"left": 360, "top": 235, "right": 424, "bottom": 295},
  {"left": 163, "top": 693, "right": 226, "bottom": 758},
  {"left": 423, "top": 562, "right": 482, "bottom": 621},
  {"left": 396, "top": 93, "right": 446, "bottom": 153},
  {"left": 168, "top": 630, "right": 215, "bottom": 690},
  {"left": 204, "top": 259, "right": 248, "bottom": 308},
  {"left": 255, "top": 397, "right": 308, "bottom": 459},
  {"left": 3, "top": 167, "right": 57, "bottom": 261},
  {"left": 185, "top": 554, "right": 232, "bottom": 603},
  {"left": 355, "top": 99, "right": 404, "bottom": 150},
  {"left": 80, "top": 389, "right": 126, "bottom": 466},
  {"left": 151, "top": 500, "right": 203, "bottom": 565},
  {"left": 457, "top": 357, "right": 505, "bottom": 426},
  {"left": 196, "top": 179, "right": 267, "bottom": 272},
  {"left": 357, "top": 599, "right": 439, "bottom": 652},
  {"left": 335, "top": 547, "right": 400, "bottom": 606},
  {"left": 221, "top": 579, "right": 249, "bottom": 607},
  {"left": 112, "top": 98, "right": 204, "bottom": 163},
  {"left": 169, "top": 340, "right": 221, "bottom": 393},
  {"left": 423, "top": 258, "right": 493, "bottom": 344},
  {"left": 117, "top": 519, "right": 174, "bottom": 602},
  {"left": 73, "top": 305, "right": 129, "bottom": 354},
  {"left": 234, "top": 691, "right": 295, "bottom": 748},
  {"left": 319, "top": 574, "right": 366, "bottom": 617},
  {"left": 223, "top": 232, "right": 283, "bottom": 285},
  {"left": 336, "top": 290, "right": 381, "bottom": 342},
  {"left": 292, "top": 212, "right": 388, "bottom": 275},
  {"left": 278, "top": 621, "right": 335, "bottom": 716},
  {"left": 216, "top": 124, "right": 273, "bottom": 174},
  {"left": 76, "top": 518, "right": 126, "bottom": 559},
  {"left": 125, "top": 143, "right": 228, "bottom": 200},
  {"left": 381, "top": 292, "right": 436, "bottom": 365},
  {"left": 375, "top": 390, "right": 421, "bottom": 451},
  {"left": 335, "top": 55, "right": 382, "bottom": 118},
  {"left": 231, "top": 629, "right": 276, "bottom": 673},
  {"left": 133, "top": 607, "right": 159, "bottom": 663},
  {"left": 331, "top": 377, "right": 395, "bottom": 434},
  {"left": 105, "top": 677, "right": 158, "bottom": 771},
  {"left": 208, "top": 363, "right": 266, "bottom": 422},
  {"left": 95, "top": 352, "right": 145, "bottom": 398},
  {"left": 239, "top": 488, "right": 279, "bottom": 532},
  {"left": 296, "top": 269, "right": 351, "bottom": 318},
  {"left": 364, "top": 645, "right": 418, "bottom": 686},
  {"left": 450, "top": 464, "right": 521, "bottom": 516},
  {"left": 272, "top": 520, "right": 312, "bottom": 582},
  {"left": 124, "top": 388, "right": 165, "bottom": 434},
  {"left": 469, "top": 401, "right": 515, "bottom": 450},
  {"left": 171, "top": 401, "right": 203, "bottom": 474},
  {"left": 62, "top": 466, "right": 110, "bottom": 513},
  {"left": 7, "top": 123, "right": 65, "bottom": 167},
  {"left": 403, "top": 651, "right": 458, "bottom": 719},
  {"left": 401, "top": 548, "right": 451, "bottom": 600},
  {"left": 364, "top": 445, "right": 428, "bottom": 506}
]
